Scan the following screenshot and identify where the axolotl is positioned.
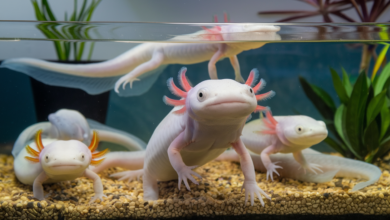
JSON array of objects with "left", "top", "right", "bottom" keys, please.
[
  {"left": 242, "top": 111, "right": 327, "bottom": 180},
  {"left": 1, "top": 23, "right": 280, "bottom": 96},
  {"left": 14, "top": 130, "right": 108, "bottom": 202},
  {"left": 12, "top": 108, "right": 146, "bottom": 159},
  {"left": 92, "top": 68, "right": 275, "bottom": 206},
  {"left": 216, "top": 112, "right": 381, "bottom": 191}
]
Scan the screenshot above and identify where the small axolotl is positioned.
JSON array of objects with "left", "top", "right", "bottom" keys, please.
[
  {"left": 237, "top": 111, "right": 328, "bottom": 181},
  {"left": 216, "top": 148, "right": 381, "bottom": 191},
  {"left": 92, "top": 68, "right": 275, "bottom": 206},
  {"left": 12, "top": 109, "right": 146, "bottom": 158},
  {"left": 1, "top": 21, "right": 280, "bottom": 96},
  {"left": 14, "top": 130, "right": 108, "bottom": 202}
]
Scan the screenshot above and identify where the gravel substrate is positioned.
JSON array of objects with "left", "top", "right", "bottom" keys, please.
[{"left": 0, "top": 154, "right": 390, "bottom": 219}]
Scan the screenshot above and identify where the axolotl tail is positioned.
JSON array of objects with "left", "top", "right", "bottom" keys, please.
[{"left": 216, "top": 149, "right": 381, "bottom": 191}]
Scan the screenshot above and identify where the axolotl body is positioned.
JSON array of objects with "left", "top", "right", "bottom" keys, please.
[
  {"left": 1, "top": 23, "right": 280, "bottom": 96},
  {"left": 14, "top": 130, "right": 108, "bottom": 202},
  {"left": 93, "top": 68, "right": 275, "bottom": 206}
]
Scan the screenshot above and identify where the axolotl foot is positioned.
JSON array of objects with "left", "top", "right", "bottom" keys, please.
[
  {"left": 266, "top": 161, "right": 283, "bottom": 181},
  {"left": 110, "top": 170, "right": 144, "bottom": 183},
  {"left": 177, "top": 165, "right": 202, "bottom": 191},
  {"left": 299, "top": 162, "right": 323, "bottom": 174},
  {"left": 241, "top": 180, "right": 270, "bottom": 206},
  {"left": 114, "top": 75, "right": 141, "bottom": 93},
  {"left": 90, "top": 193, "right": 107, "bottom": 204}
]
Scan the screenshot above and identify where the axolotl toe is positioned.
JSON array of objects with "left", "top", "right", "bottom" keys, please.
[{"left": 14, "top": 130, "right": 108, "bottom": 203}]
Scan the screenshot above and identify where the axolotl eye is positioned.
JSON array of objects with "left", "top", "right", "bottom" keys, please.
[
  {"left": 197, "top": 89, "right": 207, "bottom": 102},
  {"left": 295, "top": 126, "right": 305, "bottom": 134},
  {"left": 44, "top": 155, "right": 49, "bottom": 163}
]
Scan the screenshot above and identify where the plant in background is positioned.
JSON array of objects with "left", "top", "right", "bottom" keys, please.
[
  {"left": 31, "top": 0, "right": 101, "bottom": 61},
  {"left": 299, "top": 44, "right": 390, "bottom": 163},
  {"left": 258, "top": 0, "right": 390, "bottom": 73}
]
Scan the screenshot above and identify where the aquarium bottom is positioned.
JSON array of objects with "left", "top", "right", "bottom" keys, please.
[{"left": 0, "top": 154, "right": 389, "bottom": 219}]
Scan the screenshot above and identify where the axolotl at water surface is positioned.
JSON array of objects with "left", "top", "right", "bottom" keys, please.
[
  {"left": 216, "top": 112, "right": 381, "bottom": 191},
  {"left": 92, "top": 68, "right": 275, "bottom": 206},
  {"left": 14, "top": 130, "right": 108, "bottom": 202},
  {"left": 1, "top": 22, "right": 280, "bottom": 96}
]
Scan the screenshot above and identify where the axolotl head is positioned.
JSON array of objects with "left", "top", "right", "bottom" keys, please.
[
  {"left": 163, "top": 68, "right": 275, "bottom": 124},
  {"left": 48, "top": 109, "right": 91, "bottom": 143},
  {"left": 262, "top": 113, "right": 328, "bottom": 150},
  {"left": 25, "top": 130, "right": 108, "bottom": 175}
]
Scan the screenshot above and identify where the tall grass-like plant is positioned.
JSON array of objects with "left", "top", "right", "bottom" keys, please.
[
  {"left": 31, "top": 0, "right": 101, "bottom": 61},
  {"left": 299, "top": 44, "right": 390, "bottom": 163}
]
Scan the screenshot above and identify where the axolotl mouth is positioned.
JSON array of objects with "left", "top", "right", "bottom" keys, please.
[{"left": 207, "top": 101, "right": 247, "bottom": 107}]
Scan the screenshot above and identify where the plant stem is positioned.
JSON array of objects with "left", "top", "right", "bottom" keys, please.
[{"left": 360, "top": 44, "right": 372, "bottom": 74}]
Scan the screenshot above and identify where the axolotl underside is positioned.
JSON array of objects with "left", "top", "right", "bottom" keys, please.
[
  {"left": 14, "top": 130, "right": 108, "bottom": 202},
  {"left": 92, "top": 68, "right": 275, "bottom": 206}
]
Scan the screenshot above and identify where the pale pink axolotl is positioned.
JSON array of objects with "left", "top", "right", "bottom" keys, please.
[
  {"left": 92, "top": 67, "right": 275, "bottom": 206},
  {"left": 1, "top": 15, "right": 280, "bottom": 96},
  {"left": 14, "top": 130, "right": 108, "bottom": 203}
]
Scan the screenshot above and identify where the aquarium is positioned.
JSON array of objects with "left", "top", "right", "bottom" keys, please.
[{"left": 0, "top": 20, "right": 390, "bottom": 220}]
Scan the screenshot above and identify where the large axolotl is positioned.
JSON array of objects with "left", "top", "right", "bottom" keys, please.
[
  {"left": 12, "top": 109, "right": 146, "bottom": 158},
  {"left": 92, "top": 68, "right": 275, "bottom": 206},
  {"left": 1, "top": 22, "right": 280, "bottom": 96},
  {"left": 14, "top": 130, "right": 108, "bottom": 202}
]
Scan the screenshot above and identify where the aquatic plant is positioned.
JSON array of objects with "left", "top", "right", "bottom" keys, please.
[
  {"left": 31, "top": 0, "right": 101, "bottom": 61},
  {"left": 258, "top": 0, "right": 390, "bottom": 73},
  {"left": 299, "top": 44, "right": 390, "bottom": 163}
]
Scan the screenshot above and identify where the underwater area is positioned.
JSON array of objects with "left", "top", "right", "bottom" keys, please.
[{"left": 0, "top": 20, "right": 390, "bottom": 220}]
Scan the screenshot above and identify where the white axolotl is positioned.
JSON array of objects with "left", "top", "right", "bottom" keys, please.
[
  {"left": 14, "top": 130, "right": 108, "bottom": 202},
  {"left": 12, "top": 108, "right": 146, "bottom": 158},
  {"left": 0, "top": 23, "right": 280, "bottom": 96},
  {"left": 92, "top": 67, "right": 275, "bottom": 206},
  {"left": 239, "top": 111, "right": 328, "bottom": 181},
  {"left": 216, "top": 148, "right": 382, "bottom": 191}
]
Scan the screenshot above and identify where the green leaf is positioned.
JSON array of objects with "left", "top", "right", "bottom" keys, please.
[
  {"left": 366, "top": 90, "right": 387, "bottom": 126},
  {"left": 323, "top": 137, "right": 345, "bottom": 156},
  {"left": 373, "top": 136, "right": 390, "bottom": 161},
  {"left": 299, "top": 77, "right": 336, "bottom": 120},
  {"left": 330, "top": 68, "right": 349, "bottom": 104},
  {"left": 371, "top": 44, "right": 390, "bottom": 81},
  {"left": 333, "top": 104, "right": 349, "bottom": 151},
  {"left": 380, "top": 103, "right": 390, "bottom": 140},
  {"left": 345, "top": 72, "right": 369, "bottom": 160},
  {"left": 341, "top": 67, "right": 352, "bottom": 96},
  {"left": 31, "top": 0, "right": 46, "bottom": 21},
  {"left": 374, "top": 62, "right": 390, "bottom": 95},
  {"left": 42, "top": 0, "right": 57, "bottom": 21},
  {"left": 77, "top": 0, "right": 88, "bottom": 21},
  {"left": 87, "top": 42, "right": 95, "bottom": 61},
  {"left": 363, "top": 119, "right": 379, "bottom": 154}
]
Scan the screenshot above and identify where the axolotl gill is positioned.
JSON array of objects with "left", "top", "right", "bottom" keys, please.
[
  {"left": 14, "top": 130, "right": 108, "bottom": 202},
  {"left": 92, "top": 67, "right": 275, "bottom": 206}
]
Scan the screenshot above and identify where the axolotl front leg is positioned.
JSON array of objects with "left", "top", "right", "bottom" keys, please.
[
  {"left": 232, "top": 139, "right": 270, "bottom": 206},
  {"left": 83, "top": 169, "right": 106, "bottom": 203},
  {"left": 168, "top": 132, "right": 202, "bottom": 191},
  {"left": 261, "top": 145, "right": 323, "bottom": 181},
  {"left": 208, "top": 44, "right": 245, "bottom": 83},
  {"left": 33, "top": 172, "right": 49, "bottom": 201}
]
